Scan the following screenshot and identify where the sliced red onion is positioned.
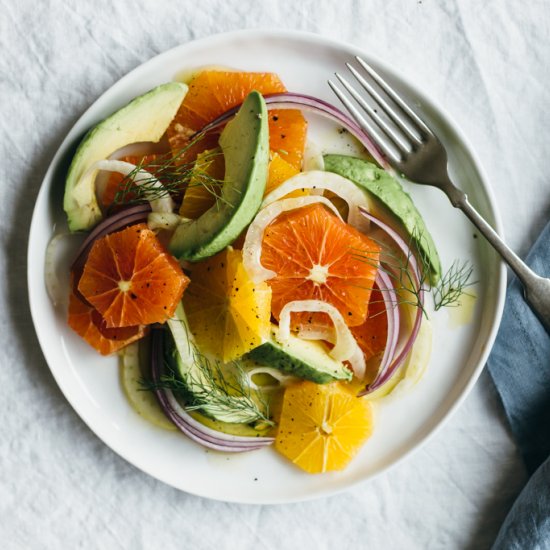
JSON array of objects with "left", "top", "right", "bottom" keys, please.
[
  {"left": 373, "top": 269, "right": 400, "bottom": 388},
  {"left": 196, "top": 92, "right": 390, "bottom": 170},
  {"left": 359, "top": 208, "right": 424, "bottom": 395},
  {"left": 150, "top": 329, "right": 274, "bottom": 453}
]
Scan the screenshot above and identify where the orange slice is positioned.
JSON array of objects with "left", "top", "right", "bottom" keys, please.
[
  {"left": 261, "top": 203, "right": 381, "bottom": 327},
  {"left": 67, "top": 291, "right": 147, "bottom": 355},
  {"left": 275, "top": 381, "right": 374, "bottom": 473},
  {"left": 351, "top": 288, "right": 388, "bottom": 359},
  {"left": 267, "top": 110, "right": 307, "bottom": 170},
  {"left": 78, "top": 224, "right": 189, "bottom": 328},
  {"left": 183, "top": 248, "right": 272, "bottom": 362},
  {"left": 167, "top": 70, "right": 307, "bottom": 169},
  {"left": 179, "top": 148, "right": 225, "bottom": 219},
  {"left": 265, "top": 152, "right": 301, "bottom": 196},
  {"left": 351, "top": 288, "right": 389, "bottom": 382}
]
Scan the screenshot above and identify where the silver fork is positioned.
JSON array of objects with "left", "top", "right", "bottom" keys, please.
[{"left": 329, "top": 57, "right": 550, "bottom": 333}]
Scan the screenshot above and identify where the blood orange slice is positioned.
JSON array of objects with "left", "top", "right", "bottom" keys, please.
[
  {"left": 261, "top": 203, "right": 380, "bottom": 327},
  {"left": 78, "top": 224, "right": 189, "bottom": 328},
  {"left": 351, "top": 288, "right": 388, "bottom": 359},
  {"left": 68, "top": 290, "right": 147, "bottom": 355}
]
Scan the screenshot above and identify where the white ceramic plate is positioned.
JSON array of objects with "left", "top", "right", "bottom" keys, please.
[{"left": 27, "top": 30, "right": 505, "bottom": 504}]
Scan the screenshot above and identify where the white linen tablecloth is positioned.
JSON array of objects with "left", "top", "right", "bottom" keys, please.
[{"left": 2, "top": 1, "right": 548, "bottom": 548}]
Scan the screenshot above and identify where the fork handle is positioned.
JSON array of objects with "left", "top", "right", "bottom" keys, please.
[{"left": 453, "top": 191, "right": 550, "bottom": 333}]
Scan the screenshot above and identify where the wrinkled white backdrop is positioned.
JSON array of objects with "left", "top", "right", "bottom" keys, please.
[{"left": 2, "top": 1, "right": 549, "bottom": 548}]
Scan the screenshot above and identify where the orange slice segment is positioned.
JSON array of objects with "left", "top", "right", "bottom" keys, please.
[
  {"left": 169, "top": 71, "right": 286, "bottom": 132},
  {"left": 265, "top": 152, "right": 301, "bottom": 196},
  {"left": 78, "top": 224, "right": 189, "bottom": 328},
  {"left": 267, "top": 110, "right": 307, "bottom": 170},
  {"left": 351, "top": 288, "right": 389, "bottom": 383}
]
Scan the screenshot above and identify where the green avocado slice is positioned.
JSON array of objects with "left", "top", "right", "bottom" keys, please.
[
  {"left": 247, "top": 327, "right": 352, "bottom": 384},
  {"left": 323, "top": 154, "right": 441, "bottom": 284},
  {"left": 169, "top": 90, "right": 269, "bottom": 261},
  {"left": 64, "top": 82, "right": 188, "bottom": 232},
  {"left": 166, "top": 303, "right": 267, "bottom": 425}
]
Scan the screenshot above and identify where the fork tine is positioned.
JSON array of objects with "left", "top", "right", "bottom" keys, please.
[
  {"left": 336, "top": 70, "right": 413, "bottom": 153},
  {"left": 328, "top": 78, "right": 404, "bottom": 163},
  {"left": 355, "top": 56, "right": 432, "bottom": 140}
]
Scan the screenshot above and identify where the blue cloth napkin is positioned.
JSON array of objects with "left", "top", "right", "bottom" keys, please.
[{"left": 488, "top": 221, "right": 550, "bottom": 549}]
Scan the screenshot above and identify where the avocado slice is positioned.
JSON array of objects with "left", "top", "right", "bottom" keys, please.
[
  {"left": 324, "top": 154, "right": 441, "bottom": 284},
  {"left": 247, "top": 327, "right": 352, "bottom": 384},
  {"left": 169, "top": 90, "right": 269, "bottom": 261},
  {"left": 64, "top": 82, "right": 188, "bottom": 232},
  {"left": 166, "top": 303, "right": 268, "bottom": 425}
]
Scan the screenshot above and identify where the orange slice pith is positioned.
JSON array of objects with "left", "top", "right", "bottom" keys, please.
[
  {"left": 78, "top": 224, "right": 189, "bottom": 328},
  {"left": 167, "top": 70, "right": 307, "bottom": 170},
  {"left": 261, "top": 203, "right": 381, "bottom": 328},
  {"left": 275, "top": 381, "right": 374, "bottom": 473},
  {"left": 68, "top": 291, "right": 147, "bottom": 355}
]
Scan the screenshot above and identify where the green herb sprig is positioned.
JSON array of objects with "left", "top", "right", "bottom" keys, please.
[
  {"left": 350, "top": 227, "right": 474, "bottom": 316},
  {"left": 142, "top": 336, "right": 272, "bottom": 426},
  {"left": 110, "top": 136, "right": 231, "bottom": 211},
  {"left": 433, "top": 260, "right": 475, "bottom": 311}
]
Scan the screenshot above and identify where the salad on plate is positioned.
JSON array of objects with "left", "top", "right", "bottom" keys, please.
[{"left": 49, "top": 69, "right": 473, "bottom": 474}]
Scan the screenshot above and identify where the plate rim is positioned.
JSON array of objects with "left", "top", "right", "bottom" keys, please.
[{"left": 27, "top": 28, "right": 506, "bottom": 504}]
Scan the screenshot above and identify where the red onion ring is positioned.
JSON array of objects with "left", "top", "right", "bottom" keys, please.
[
  {"left": 150, "top": 329, "right": 274, "bottom": 453},
  {"left": 373, "top": 269, "right": 400, "bottom": 387},
  {"left": 196, "top": 92, "right": 389, "bottom": 170},
  {"left": 359, "top": 208, "right": 424, "bottom": 395}
]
